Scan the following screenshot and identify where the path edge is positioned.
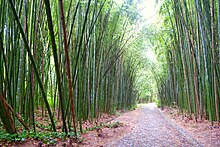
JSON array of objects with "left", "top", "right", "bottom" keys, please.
[{"left": 158, "top": 108, "right": 203, "bottom": 147}]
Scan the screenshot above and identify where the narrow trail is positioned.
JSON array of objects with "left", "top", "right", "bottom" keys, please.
[{"left": 107, "top": 103, "right": 201, "bottom": 147}]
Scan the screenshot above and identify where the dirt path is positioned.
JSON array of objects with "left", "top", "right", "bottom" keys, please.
[
  {"left": 107, "top": 103, "right": 201, "bottom": 147},
  {"left": 0, "top": 103, "right": 214, "bottom": 147}
]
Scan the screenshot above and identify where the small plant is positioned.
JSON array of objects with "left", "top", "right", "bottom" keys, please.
[
  {"left": 35, "top": 121, "right": 52, "bottom": 131},
  {"left": 0, "top": 129, "right": 81, "bottom": 146},
  {"left": 155, "top": 99, "right": 161, "bottom": 108},
  {"left": 106, "top": 121, "right": 122, "bottom": 128}
]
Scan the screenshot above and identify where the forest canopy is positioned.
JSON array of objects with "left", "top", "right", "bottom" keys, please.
[{"left": 0, "top": 0, "right": 154, "bottom": 135}]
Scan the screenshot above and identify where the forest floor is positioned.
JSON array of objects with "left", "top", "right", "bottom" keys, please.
[
  {"left": 107, "top": 103, "right": 220, "bottom": 147},
  {"left": 1, "top": 103, "right": 220, "bottom": 146},
  {"left": 108, "top": 103, "right": 196, "bottom": 147},
  {"left": 161, "top": 106, "right": 220, "bottom": 147}
]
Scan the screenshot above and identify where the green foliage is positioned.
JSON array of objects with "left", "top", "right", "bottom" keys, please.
[
  {"left": 83, "top": 121, "right": 123, "bottom": 132},
  {"left": 153, "top": 0, "right": 220, "bottom": 124},
  {"left": 106, "top": 121, "right": 122, "bottom": 128},
  {"left": 0, "top": 130, "right": 78, "bottom": 145},
  {"left": 155, "top": 99, "right": 161, "bottom": 108},
  {"left": 0, "top": 0, "right": 144, "bottom": 135},
  {"left": 35, "top": 121, "right": 52, "bottom": 131}
]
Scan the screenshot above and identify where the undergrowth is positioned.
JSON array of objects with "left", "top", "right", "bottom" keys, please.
[{"left": 0, "top": 121, "right": 122, "bottom": 145}]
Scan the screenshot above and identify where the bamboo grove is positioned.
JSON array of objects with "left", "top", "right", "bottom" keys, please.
[
  {"left": 155, "top": 0, "right": 220, "bottom": 124},
  {"left": 0, "top": 0, "right": 140, "bottom": 134}
]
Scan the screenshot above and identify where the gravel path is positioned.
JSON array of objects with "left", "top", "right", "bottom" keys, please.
[{"left": 107, "top": 103, "right": 201, "bottom": 147}]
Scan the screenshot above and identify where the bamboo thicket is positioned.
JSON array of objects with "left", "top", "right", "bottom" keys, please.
[
  {"left": 0, "top": 0, "right": 139, "bottom": 134},
  {"left": 155, "top": 0, "right": 220, "bottom": 124}
]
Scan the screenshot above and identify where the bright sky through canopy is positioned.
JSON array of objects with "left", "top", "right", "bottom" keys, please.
[
  {"left": 115, "top": 0, "right": 160, "bottom": 25},
  {"left": 114, "top": 0, "right": 159, "bottom": 61},
  {"left": 137, "top": 0, "right": 158, "bottom": 25},
  {"left": 137, "top": 0, "right": 159, "bottom": 61}
]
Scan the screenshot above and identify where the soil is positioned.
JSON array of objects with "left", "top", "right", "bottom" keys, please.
[
  {"left": 107, "top": 103, "right": 196, "bottom": 147},
  {"left": 78, "top": 107, "right": 141, "bottom": 147},
  {"left": 0, "top": 103, "right": 219, "bottom": 147},
  {"left": 161, "top": 106, "right": 220, "bottom": 147},
  {"left": 0, "top": 108, "right": 141, "bottom": 147}
]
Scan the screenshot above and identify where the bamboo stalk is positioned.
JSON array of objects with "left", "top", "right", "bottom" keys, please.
[{"left": 58, "top": 0, "right": 76, "bottom": 134}]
